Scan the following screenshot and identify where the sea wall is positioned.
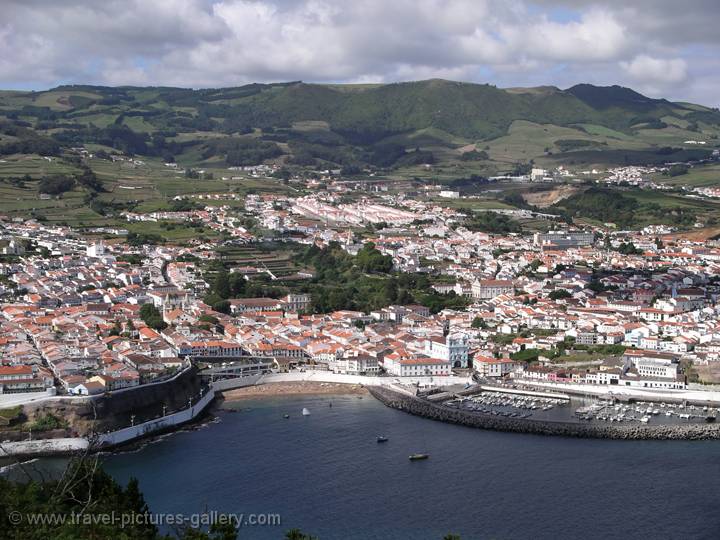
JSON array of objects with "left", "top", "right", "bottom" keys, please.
[
  {"left": 368, "top": 387, "right": 720, "bottom": 440},
  {"left": 94, "top": 387, "right": 216, "bottom": 448},
  {"left": 0, "top": 386, "right": 217, "bottom": 458},
  {"left": 0, "top": 437, "right": 89, "bottom": 458}
]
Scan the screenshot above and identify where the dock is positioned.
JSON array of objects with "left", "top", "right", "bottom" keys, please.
[{"left": 478, "top": 385, "right": 570, "bottom": 401}]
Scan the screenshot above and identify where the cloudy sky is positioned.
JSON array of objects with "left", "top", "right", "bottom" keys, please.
[{"left": 2, "top": 0, "right": 719, "bottom": 105}]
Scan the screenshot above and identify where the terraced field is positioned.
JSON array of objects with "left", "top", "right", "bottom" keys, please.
[{"left": 218, "top": 245, "right": 301, "bottom": 277}]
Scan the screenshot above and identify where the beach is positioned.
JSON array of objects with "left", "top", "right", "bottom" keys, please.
[{"left": 221, "top": 381, "right": 369, "bottom": 401}]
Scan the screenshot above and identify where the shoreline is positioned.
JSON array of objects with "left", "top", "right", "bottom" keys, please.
[{"left": 220, "top": 381, "right": 369, "bottom": 402}]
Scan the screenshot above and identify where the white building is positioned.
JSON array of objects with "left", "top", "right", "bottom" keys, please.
[
  {"left": 472, "top": 279, "right": 513, "bottom": 300},
  {"left": 383, "top": 354, "right": 451, "bottom": 377},
  {"left": 474, "top": 356, "right": 517, "bottom": 377},
  {"left": 426, "top": 334, "right": 469, "bottom": 368},
  {"left": 86, "top": 241, "right": 105, "bottom": 258}
]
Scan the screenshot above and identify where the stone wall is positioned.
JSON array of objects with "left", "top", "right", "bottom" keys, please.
[{"left": 368, "top": 386, "right": 720, "bottom": 440}]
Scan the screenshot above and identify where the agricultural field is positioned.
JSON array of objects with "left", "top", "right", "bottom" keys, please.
[
  {"left": 652, "top": 163, "right": 720, "bottom": 187},
  {"left": 217, "top": 244, "right": 303, "bottom": 278},
  {"left": 0, "top": 152, "right": 295, "bottom": 227},
  {"left": 485, "top": 120, "right": 647, "bottom": 165}
]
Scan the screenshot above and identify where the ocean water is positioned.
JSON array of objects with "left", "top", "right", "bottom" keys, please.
[{"left": 101, "top": 394, "right": 720, "bottom": 540}]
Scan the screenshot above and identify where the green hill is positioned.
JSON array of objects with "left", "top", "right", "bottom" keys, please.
[{"left": 1, "top": 79, "right": 719, "bottom": 175}]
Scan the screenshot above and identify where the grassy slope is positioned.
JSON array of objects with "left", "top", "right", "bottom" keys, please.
[{"left": 1, "top": 80, "right": 720, "bottom": 231}]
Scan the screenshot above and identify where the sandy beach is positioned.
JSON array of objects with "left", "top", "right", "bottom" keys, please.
[{"left": 221, "top": 381, "right": 369, "bottom": 401}]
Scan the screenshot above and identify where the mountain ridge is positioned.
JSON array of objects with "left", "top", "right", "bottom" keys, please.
[{"left": 1, "top": 79, "right": 718, "bottom": 171}]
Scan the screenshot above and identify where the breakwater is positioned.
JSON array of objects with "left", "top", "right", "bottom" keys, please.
[{"left": 368, "top": 386, "right": 720, "bottom": 440}]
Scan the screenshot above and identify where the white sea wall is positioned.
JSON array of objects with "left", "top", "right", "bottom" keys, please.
[{"left": 0, "top": 437, "right": 89, "bottom": 457}]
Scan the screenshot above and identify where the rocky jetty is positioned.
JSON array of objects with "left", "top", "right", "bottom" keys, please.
[{"left": 369, "top": 387, "right": 720, "bottom": 440}]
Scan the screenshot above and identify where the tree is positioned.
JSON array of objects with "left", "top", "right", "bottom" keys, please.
[
  {"left": 139, "top": 303, "right": 167, "bottom": 331},
  {"left": 212, "top": 270, "right": 231, "bottom": 299},
  {"left": 212, "top": 300, "right": 231, "bottom": 315},
  {"left": 109, "top": 320, "right": 122, "bottom": 336},
  {"left": 548, "top": 289, "right": 572, "bottom": 300},
  {"left": 39, "top": 175, "right": 75, "bottom": 195},
  {"left": 356, "top": 242, "right": 393, "bottom": 273},
  {"left": 664, "top": 164, "right": 688, "bottom": 177},
  {"left": 0, "top": 457, "right": 251, "bottom": 540},
  {"left": 471, "top": 316, "right": 486, "bottom": 329}
]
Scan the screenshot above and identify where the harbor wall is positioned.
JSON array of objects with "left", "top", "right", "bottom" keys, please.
[
  {"left": 1, "top": 386, "right": 216, "bottom": 458},
  {"left": 0, "top": 437, "right": 89, "bottom": 458},
  {"left": 94, "top": 387, "right": 216, "bottom": 447},
  {"left": 368, "top": 386, "right": 720, "bottom": 441}
]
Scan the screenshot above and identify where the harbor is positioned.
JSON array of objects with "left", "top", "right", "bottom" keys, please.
[
  {"left": 369, "top": 386, "right": 720, "bottom": 440},
  {"left": 96, "top": 393, "right": 720, "bottom": 540},
  {"left": 442, "top": 390, "right": 715, "bottom": 427}
]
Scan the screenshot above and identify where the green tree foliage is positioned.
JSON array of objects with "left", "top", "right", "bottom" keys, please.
[
  {"left": 355, "top": 242, "right": 393, "bottom": 273},
  {"left": 463, "top": 211, "right": 523, "bottom": 234},
  {"left": 554, "top": 139, "right": 595, "bottom": 152},
  {"left": 0, "top": 459, "right": 257, "bottom": 540},
  {"left": 459, "top": 149, "right": 488, "bottom": 161},
  {"left": 25, "top": 413, "right": 68, "bottom": 431},
  {"left": 0, "top": 461, "right": 159, "bottom": 540},
  {"left": 616, "top": 242, "right": 643, "bottom": 255},
  {"left": 212, "top": 270, "right": 231, "bottom": 299},
  {"left": 203, "top": 136, "right": 282, "bottom": 166},
  {"left": 38, "top": 175, "right": 75, "bottom": 195},
  {"left": 548, "top": 289, "right": 572, "bottom": 300},
  {"left": 553, "top": 188, "right": 639, "bottom": 227},
  {"left": 664, "top": 164, "right": 689, "bottom": 177},
  {"left": 127, "top": 232, "right": 163, "bottom": 246},
  {"left": 297, "top": 242, "right": 466, "bottom": 314},
  {"left": 75, "top": 165, "right": 105, "bottom": 192},
  {"left": 139, "top": 303, "right": 167, "bottom": 330}
]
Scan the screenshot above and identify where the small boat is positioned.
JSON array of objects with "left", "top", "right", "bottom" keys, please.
[
  {"left": 283, "top": 414, "right": 290, "bottom": 419},
  {"left": 706, "top": 415, "right": 716, "bottom": 423},
  {"left": 409, "top": 453, "right": 429, "bottom": 461},
  {"left": 377, "top": 436, "right": 388, "bottom": 443},
  {"left": 302, "top": 408, "right": 310, "bottom": 416}
]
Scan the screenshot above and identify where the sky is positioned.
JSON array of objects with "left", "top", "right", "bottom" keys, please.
[{"left": 1, "top": 0, "right": 719, "bottom": 106}]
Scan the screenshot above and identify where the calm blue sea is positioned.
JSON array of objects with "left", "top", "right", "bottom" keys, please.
[{"left": 101, "top": 394, "right": 720, "bottom": 540}]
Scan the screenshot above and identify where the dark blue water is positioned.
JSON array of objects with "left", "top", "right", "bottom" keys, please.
[{"left": 103, "top": 394, "right": 720, "bottom": 540}]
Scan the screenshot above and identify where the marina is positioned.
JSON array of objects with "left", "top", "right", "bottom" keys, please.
[{"left": 441, "top": 390, "right": 713, "bottom": 427}]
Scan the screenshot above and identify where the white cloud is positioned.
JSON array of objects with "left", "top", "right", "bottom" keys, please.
[
  {"left": 621, "top": 55, "right": 688, "bottom": 84},
  {"left": 0, "top": 0, "right": 717, "bottom": 105}
]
